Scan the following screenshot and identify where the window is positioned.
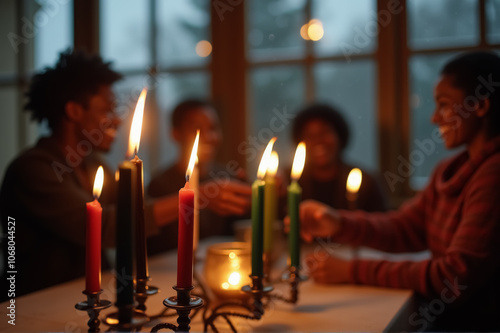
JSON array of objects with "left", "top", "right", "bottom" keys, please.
[
  {"left": 100, "top": 0, "right": 210, "bottom": 182},
  {"left": 0, "top": 0, "right": 73, "bottom": 178},
  {"left": 247, "top": 0, "right": 378, "bottom": 175}
]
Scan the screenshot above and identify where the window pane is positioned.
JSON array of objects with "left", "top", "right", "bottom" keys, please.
[
  {"left": 34, "top": 0, "right": 73, "bottom": 70},
  {"left": 486, "top": 0, "right": 500, "bottom": 44},
  {"left": 249, "top": 66, "right": 305, "bottom": 172},
  {"left": 0, "top": 87, "right": 19, "bottom": 177},
  {"left": 407, "top": 0, "right": 479, "bottom": 50},
  {"left": 409, "top": 53, "right": 459, "bottom": 189},
  {"left": 100, "top": 0, "right": 149, "bottom": 71},
  {"left": 156, "top": 0, "right": 210, "bottom": 68},
  {"left": 1, "top": 0, "right": 18, "bottom": 75},
  {"left": 155, "top": 71, "right": 210, "bottom": 170},
  {"left": 314, "top": 60, "right": 378, "bottom": 170},
  {"left": 312, "top": 0, "right": 377, "bottom": 57},
  {"left": 247, "top": 0, "right": 306, "bottom": 61}
]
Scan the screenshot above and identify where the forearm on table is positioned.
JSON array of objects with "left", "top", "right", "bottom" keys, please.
[
  {"left": 336, "top": 201, "right": 427, "bottom": 253},
  {"left": 149, "top": 194, "right": 179, "bottom": 227}
]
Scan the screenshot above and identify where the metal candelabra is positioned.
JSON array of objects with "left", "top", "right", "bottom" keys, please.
[
  {"left": 150, "top": 285, "right": 204, "bottom": 332},
  {"left": 75, "top": 290, "right": 112, "bottom": 333},
  {"left": 202, "top": 266, "right": 305, "bottom": 333}
]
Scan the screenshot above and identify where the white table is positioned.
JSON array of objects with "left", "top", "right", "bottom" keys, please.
[{"left": 0, "top": 238, "right": 412, "bottom": 332}]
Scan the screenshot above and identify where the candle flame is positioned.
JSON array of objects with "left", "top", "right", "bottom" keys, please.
[
  {"left": 127, "top": 88, "right": 147, "bottom": 158},
  {"left": 346, "top": 168, "right": 362, "bottom": 193},
  {"left": 291, "top": 142, "right": 306, "bottom": 181},
  {"left": 267, "top": 151, "right": 279, "bottom": 177},
  {"left": 93, "top": 166, "right": 104, "bottom": 199},
  {"left": 186, "top": 130, "right": 200, "bottom": 181},
  {"left": 257, "top": 137, "right": 277, "bottom": 179}
]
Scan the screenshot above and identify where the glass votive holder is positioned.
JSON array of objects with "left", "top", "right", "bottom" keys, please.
[{"left": 204, "top": 242, "right": 251, "bottom": 300}]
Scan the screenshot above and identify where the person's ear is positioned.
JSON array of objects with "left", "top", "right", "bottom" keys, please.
[
  {"left": 171, "top": 127, "right": 181, "bottom": 143},
  {"left": 65, "top": 101, "right": 84, "bottom": 122},
  {"left": 476, "top": 98, "right": 490, "bottom": 118}
]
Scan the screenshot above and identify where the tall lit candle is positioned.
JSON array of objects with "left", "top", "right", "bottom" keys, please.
[
  {"left": 346, "top": 168, "right": 362, "bottom": 210},
  {"left": 116, "top": 160, "right": 136, "bottom": 319},
  {"left": 192, "top": 159, "right": 199, "bottom": 251},
  {"left": 127, "top": 88, "right": 149, "bottom": 281},
  {"left": 85, "top": 166, "right": 104, "bottom": 293},
  {"left": 177, "top": 130, "right": 199, "bottom": 288},
  {"left": 288, "top": 142, "right": 306, "bottom": 268},
  {"left": 263, "top": 151, "right": 279, "bottom": 254},
  {"left": 251, "top": 137, "right": 276, "bottom": 277}
]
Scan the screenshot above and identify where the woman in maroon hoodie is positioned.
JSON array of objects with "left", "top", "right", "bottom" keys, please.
[{"left": 295, "top": 51, "right": 500, "bottom": 331}]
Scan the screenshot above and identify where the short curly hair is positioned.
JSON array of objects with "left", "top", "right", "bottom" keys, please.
[
  {"left": 292, "top": 103, "right": 350, "bottom": 151},
  {"left": 24, "top": 49, "right": 122, "bottom": 131}
]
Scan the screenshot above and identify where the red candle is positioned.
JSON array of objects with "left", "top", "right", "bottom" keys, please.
[
  {"left": 177, "top": 181, "right": 195, "bottom": 288},
  {"left": 177, "top": 130, "right": 199, "bottom": 288},
  {"left": 85, "top": 166, "right": 104, "bottom": 293}
]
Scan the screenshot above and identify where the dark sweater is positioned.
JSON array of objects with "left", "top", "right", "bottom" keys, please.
[{"left": 0, "top": 137, "right": 157, "bottom": 299}]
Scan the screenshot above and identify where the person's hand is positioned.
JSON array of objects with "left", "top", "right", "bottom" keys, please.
[
  {"left": 199, "top": 179, "right": 252, "bottom": 216},
  {"left": 285, "top": 200, "right": 342, "bottom": 242},
  {"left": 305, "top": 251, "right": 351, "bottom": 284}
]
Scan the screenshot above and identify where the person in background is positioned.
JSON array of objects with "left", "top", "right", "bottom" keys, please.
[
  {"left": 0, "top": 50, "right": 173, "bottom": 299},
  {"left": 146, "top": 99, "right": 252, "bottom": 255},
  {"left": 294, "top": 52, "right": 500, "bottom": 331},
  {"left": 290, "top": 103, "right": 388, "bottom": 212}
]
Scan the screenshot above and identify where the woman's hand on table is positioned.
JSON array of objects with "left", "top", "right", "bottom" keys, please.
[
  {"left": 285, "top": 199, "right": 342, "bottom": 242},
  {"left": 305, "top": 251, "right": 351, "bottom": 284}
]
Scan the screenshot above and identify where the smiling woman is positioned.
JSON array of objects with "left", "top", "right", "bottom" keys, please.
[
  {"left": 433, "top": 53, "right": 500, "bottom": 158},
  {"left": 296, "top": 51, "right": 500, "bottom": 331}
]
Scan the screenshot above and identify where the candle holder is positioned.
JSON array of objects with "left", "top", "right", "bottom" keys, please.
[
  {"left": 203, "top": 275, "right": 273, "bottom": 333},
  {"left": 134, "top": 277, "right": 159, "bottom": 313},
  {"left": 149, "top": 258, "right": 207, "bottom": 321},
  {"left": 202, "top": 266, "right": 307, "bottom": 332},
  {"left": 75, "top": 290, "right": 112, "bottom": 333},
  {"left": 103, "top": 303, "right": 149, "bottom": 332},
  {"left": 150, "top": 285, "right": 204, "bottom": 332},
  {"left": 270, "top": 266, "right": 307, "bottom": 304}
]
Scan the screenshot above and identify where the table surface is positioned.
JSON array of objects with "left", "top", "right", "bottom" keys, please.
[{"left": 0, "top": 238, "right": 413, "bottom": 332}]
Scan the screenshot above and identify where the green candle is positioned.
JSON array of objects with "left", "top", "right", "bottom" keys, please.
[
  {"left": 288, "top": 142, "right": 306, "bottom": 268},
  {"left": 251, "top": 137, "right": 276, "bottom": 277},
  {"left": 263, "top": 151, "right": 279, "bottom": 254},
  {"left": 251, "top": 179, "right": 265, "bottom": 277}
]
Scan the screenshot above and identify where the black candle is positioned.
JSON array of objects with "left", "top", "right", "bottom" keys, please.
[
  {"left": 132, "top": 155, "right": 148, "bottom": 280},
  {"left": 115, "top": 161, "right": 136, "bottom": 321}
]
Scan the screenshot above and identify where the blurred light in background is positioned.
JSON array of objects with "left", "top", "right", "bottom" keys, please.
[
  {"left": 195, "top": 40, "right": 212, "bottom": 57},
  {"left": 300, "top": 19, "right": 324, "bottom": 41}
]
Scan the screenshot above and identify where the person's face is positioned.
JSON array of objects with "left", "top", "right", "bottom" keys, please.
[
  {"left": 78, "top": 85, "right": 120, "bottom": 152},
  {"left": 300, "top": 119, "right": 340, "bottom": 168},
  {"left": 175, "top": 107, "right": 222, "bottom": 164},
  {"left": 431, "top": 75, "right": 483, "bottom": 149}
]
